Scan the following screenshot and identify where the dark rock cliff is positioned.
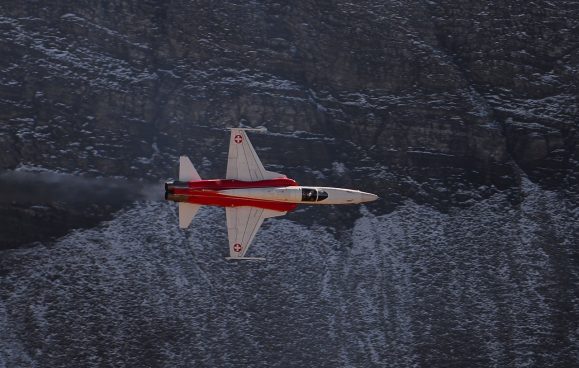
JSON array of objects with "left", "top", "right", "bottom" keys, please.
[
  {"left": 1, "top": 1, "right": 576, "bottom": 194},
  {"left": 0, "top": 1, "right": 578, "bottom": 367}
]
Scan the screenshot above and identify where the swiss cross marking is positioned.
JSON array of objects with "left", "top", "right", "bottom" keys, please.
[
  {"left": 234, "top": 135, "right": 243, "bottom": 144},
  {"left": 233, "top": 243, "right": 243, "bottom": 252}
]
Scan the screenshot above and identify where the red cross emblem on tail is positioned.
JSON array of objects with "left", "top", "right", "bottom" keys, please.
[
  {"left": 234, "top": 135, "right": 243, "bottom": 144},
  {"left": 233, "top": 243, "right": 243, "bottom": 252}
]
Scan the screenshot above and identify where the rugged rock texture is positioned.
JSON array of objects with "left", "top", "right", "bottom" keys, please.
[
  {"left": 428, "top": 1, "right": 578, "bottom": 186},
  {"left": 0, "top": 1, "right": 578, "bottom": 367},
  {"left": 1, "top": 1, "right": 576, "bottom": 193},
  {"left": 1, "top": 181, "right": 578, "bottom": 367}
]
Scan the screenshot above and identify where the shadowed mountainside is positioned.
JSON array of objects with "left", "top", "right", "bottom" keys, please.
[
  {"left": 0, "top": 1, "right": 576, "bottom": 194},
  {"left": 0, "top": 1, "right": 578, "bottom": 367}
]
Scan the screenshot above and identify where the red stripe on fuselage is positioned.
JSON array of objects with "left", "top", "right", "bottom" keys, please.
[
  {"left": 184, "top": 194, "right": 298, "bottom": 212},
  {"left": 171, "top": 178, "right": 299, "bottom": 212}
]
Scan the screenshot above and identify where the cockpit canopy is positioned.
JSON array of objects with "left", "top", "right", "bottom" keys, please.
[{"left": 301, "top": 188, "right": 328, "bottom": 202}]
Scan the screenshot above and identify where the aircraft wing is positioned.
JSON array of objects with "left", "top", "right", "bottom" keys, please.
[
  {"left": 225, "top": 206, "right": 286, "bottom": 259},
  {"left": 226, "top": 128, "right": 285, "bottom": 181}
]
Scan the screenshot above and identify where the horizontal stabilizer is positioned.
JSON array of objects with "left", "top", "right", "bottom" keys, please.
[
  {"left": 179, "top": 156, "right": 201, "bottom": 182},
  {"left": 179, "top": 202, "right": 201, "bottom": 228}
]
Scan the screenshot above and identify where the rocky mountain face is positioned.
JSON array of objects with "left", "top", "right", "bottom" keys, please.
[
  {"left": 1, "top": 0, "right": 576, "bottom": 197},
  {"left": 0, "top": 1, "right": 577, "bottom": 367},
  {"left": 2, "top": 183, "right": 578, "bottom": 368}
]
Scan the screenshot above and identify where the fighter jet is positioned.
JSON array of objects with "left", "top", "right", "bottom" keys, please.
[{"left": 165, "top": 128, "right": 378, "bottom": 260}]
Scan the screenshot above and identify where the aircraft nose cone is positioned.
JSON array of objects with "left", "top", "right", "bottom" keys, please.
[{"left": 359, "top": 191, "right": 379, "bottom": 203}]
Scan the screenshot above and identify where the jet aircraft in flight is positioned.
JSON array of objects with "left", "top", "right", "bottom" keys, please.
[{"left": 165, "top": 128, "right": 378, "bottom": 259}]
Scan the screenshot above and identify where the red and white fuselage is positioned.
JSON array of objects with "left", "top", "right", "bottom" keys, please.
[
  {"left": 165, "top": 177, "right": 378, "bottom": 212},
  {"left": 165, "top": 128, "right": 379, "bottom": 259}
]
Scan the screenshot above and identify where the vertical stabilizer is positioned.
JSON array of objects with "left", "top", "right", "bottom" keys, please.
[{"left": 179, "top": 156, "right": 201, "bottom": 181}]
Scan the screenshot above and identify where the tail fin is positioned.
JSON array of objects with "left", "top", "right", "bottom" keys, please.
[
  {"left": 179, "top": 203, "right": 201, "bottom": 228},
  {"left": 179, "top": 156, "right": 201, "bottom": 181}
]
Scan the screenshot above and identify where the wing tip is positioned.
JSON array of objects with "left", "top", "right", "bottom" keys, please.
[{"left": 227, "top": 127, "right": 267, "bottom": 133}]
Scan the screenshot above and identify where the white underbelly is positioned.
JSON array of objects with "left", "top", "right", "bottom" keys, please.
[{"left": 221, "top": 187, "right": 302, "bottom": 203}]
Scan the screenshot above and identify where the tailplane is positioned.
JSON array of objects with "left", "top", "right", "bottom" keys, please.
[
  {"left": 177, "top": 156, "right": 202, "bottom": 228},
  {"left": 179, "top": 156, "right": 201, "bottom": 181},
  {"left": 179, "top": 203, "right": 201, "bottom": 228}
]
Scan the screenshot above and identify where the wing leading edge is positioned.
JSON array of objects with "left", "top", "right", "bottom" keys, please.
[{"left": 226, "top": 128, "right": 285, "bottom": 181}]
